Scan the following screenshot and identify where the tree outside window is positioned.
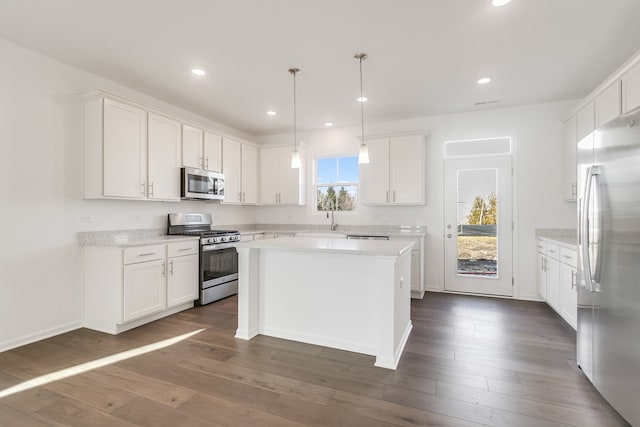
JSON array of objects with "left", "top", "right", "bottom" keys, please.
[{"left": 316, "top": 156, "right": 358, "bottom": 211}]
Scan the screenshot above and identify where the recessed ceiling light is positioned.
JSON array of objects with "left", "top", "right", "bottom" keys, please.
[
  {"left": 477, "top": 77, "right": 492, "bottom": 85},
  {"left": 191, "top": 69, "right": 206, "bottom": 76},
  {"left": 492, "top": 0, "right": 512, "bottom": 6},
  {"left": 324, "top": 122, "right": 335, "bottom": 127},
  {"left": 357, "top": 96, "right": 368, "bottom": 102},
  {"left": 266, "top": 111, "right": 277, "bottom": 116}
]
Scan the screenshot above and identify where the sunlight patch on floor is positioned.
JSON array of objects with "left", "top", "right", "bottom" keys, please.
[{"left": 0, "top": 328, "right": 205, "bottom": 399}]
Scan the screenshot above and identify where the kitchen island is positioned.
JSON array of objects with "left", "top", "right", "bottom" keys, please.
[{"left": 235, "top": 236, "right": 414, "bottom": 369}]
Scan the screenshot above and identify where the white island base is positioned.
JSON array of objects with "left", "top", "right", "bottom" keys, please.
[{"left": 235, "top": 237, "right": 414, "bottom": 370}]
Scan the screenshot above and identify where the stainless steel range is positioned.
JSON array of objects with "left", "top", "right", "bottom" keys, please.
[{"left": 167, "top": 213, "right": 240, "bottom": 305}]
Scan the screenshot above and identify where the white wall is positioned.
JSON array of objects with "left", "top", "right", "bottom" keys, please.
[
  {"left": 256, "top": 101, "right": 578, "bottom": 300},
  {"left": 0, "top": 38, "right": 256, "bottom": 351}
]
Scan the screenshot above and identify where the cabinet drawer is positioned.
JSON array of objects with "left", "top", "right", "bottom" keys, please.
[
  {"left": 123, "top": 244, "right": 165, "bottom": 265},
  {"left": 167, "top": 240, "right": 199, "bottom": 258},
  {"left": 560, "top": 247, "right": 578, "bottom": 268},
  {"left": 545, "top": 243, "right": 560, "bottom": 260}
]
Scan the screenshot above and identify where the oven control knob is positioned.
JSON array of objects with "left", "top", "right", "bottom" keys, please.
[
  {"left": 221, "top": 237, "right": 227, "bottom": 242},
  {"left": 208, "top": 238, "right": 215, "bottom": 244}
]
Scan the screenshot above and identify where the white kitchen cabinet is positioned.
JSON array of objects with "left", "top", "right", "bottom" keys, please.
[
  {"left": 559, "top": 247, "right": 578, "bottom": 329},
  {"left": 123, "top": 257, "right": 166, "bottom": 322},
  {"left": 576, "top": 102, "right": 595, "bottom": 142},
  {"left": 622, "top": 60, "right": 640, "bottom": 114},
  {"left": 167, "top": 241, "right": 199, "bottom": 308},
  {"left": 545, "top": 244, "right": 561, "bottom": 311},
  {"left": 536, "top": 238, "right": 578, "bottom": 330},
  {"left": 361, "top": 134, "right": 424, "bottom": 205},
  {"left": 596, "top": 81, "right": 622, "bottom": 128},
  {"left": 241, "top": 144, "right": 258, "bottom": 204},
  {"left": 182, "top": 124, "right": 203, "bottom": 169},
  {"left": 389, "top": 234, "right": 426, "bottom": 298},
  {"left": 182, "top": 125, "right": 222, "bottom": 172},
  {"left": 562, "top": 115, "right": 577, "bottom": 200},
  {"left": 259, "top": 145, "right": 304, "bottom": 205},
  {"left": 148, "top": 113, "right": 181, "bottom": 201},
  {"left": 84, "top": 98, "right": 147, "bottom": 199},
  {"left": 83, "top": 239, "right": 199, "bottom": 334},
  {"left": 223, "top": 138, "right": 257, "bottom": 204},
  {"left": 84, "top": 96, "right": 181, "bottom": 201}
]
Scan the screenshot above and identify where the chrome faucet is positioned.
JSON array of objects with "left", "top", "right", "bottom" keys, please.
[{"left": 326, "top": 198, "right": 337, "bottom": 231}]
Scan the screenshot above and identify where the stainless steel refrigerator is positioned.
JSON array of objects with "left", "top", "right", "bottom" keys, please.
[{"left": 577, "top": 106, "right": 640, "bottom": 426}]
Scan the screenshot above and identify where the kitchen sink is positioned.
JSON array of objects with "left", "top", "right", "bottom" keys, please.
[{"left": 294, "top": 231, "right": 347, "bottom": 239}]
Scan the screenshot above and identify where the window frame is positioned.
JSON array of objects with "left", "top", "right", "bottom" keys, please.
[{"left": 313, "top": 155, "right": 360, "bottom": 214}]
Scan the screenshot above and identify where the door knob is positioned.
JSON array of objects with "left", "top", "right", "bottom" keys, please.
[{"left": 446, "top": 233, "right": 453, "bottom": 238}]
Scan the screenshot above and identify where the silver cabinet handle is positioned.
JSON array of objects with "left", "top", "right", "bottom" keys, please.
[
  {"left": 161, "top": 263, "right": 165, "bottom": 277},
  {"left": 393, "top": 190, "right": 396, "bottom": 203},
  {"left": 140, "top": 182, "right": 146, "bottom": 195},
  {"left": 178, "top": 247, "right": 191, "bottom": 252},
  {"left": 149, "top": 182, "right": 154, "bottom": 197},
  {"left": 169, "top": 260, "right": 174, "bottom": 276},
  {"left": 205, "top": 157, "right": 209, "bottom": 169},
  {"left": 571, "top": 270, "right": 577, "bottom": 289},
  {"left": 138, "top": 252, "right": 157, "bottom": 257},
  {"left": 238, "top": 192, "right": 242, "bottom": 202},
  {"left": 242, "top": 192, "right": 246, "bottom": 202}
]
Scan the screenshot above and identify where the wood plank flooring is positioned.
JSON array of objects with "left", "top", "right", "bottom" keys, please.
[{"left": 0, "top": 292, "right": 630, "bottom": 426}]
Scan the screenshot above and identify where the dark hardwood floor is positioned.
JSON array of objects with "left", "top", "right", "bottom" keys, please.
[{"left": 0, "top": 292, "right": 630, "bottom": 426}]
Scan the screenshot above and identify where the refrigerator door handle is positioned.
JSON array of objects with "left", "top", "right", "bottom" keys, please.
[{"left": 580, "top": 165, "right": 601, "bottom": 292}]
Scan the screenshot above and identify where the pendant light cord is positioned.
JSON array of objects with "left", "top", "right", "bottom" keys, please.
[
  {"left": 359, "top": 56, "right": 365, "bottom": 143},
  {"left": 292, "top": 69, "right": 298, "bottom": 152}
]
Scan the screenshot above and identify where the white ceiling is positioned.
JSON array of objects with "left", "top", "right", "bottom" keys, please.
[{"left": 1, "top": 0, "right": 640, "bottom": 136}]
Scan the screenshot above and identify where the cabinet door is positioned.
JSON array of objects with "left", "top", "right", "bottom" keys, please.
[
  {"left": 148, "top": 113, "right": 181, "bottom": 201},
  {"left": 103, "top": 99, "right": 147, "bottom": 199},
  {"left": 560, "top": 262, "right": 578, "bottom": 329},
  {"left": 562, "top": 116, "right": 577, "bottom": 200},
  {"left": 536, "top": 252, "right": 547, "bottom": 300},
  {"left": 167, "top": 254, "right": 198, "bottom": 307},
  {"left": 622, "top": 61, "right": 640, "bottom": 114},
  {"left": 576, "top": 102, "right": 595, "bottom": 142},
  {"left": 182, "top": 124, "right": 203, "bottom": 169},
  {"left": 222, "top": 138, "right": 242, "bottom": 204},
  {"left": 123, "top": 259, "right": 166, "bottom": 322},
  {"left": 203, "top": 131, "right": 222, "bottom": 172},
  {"left": 258, "top": 147, "right": 280, "bottom": 204},
  {"left": 390, "top": 135, "right": 424, "bottom": 204},
  {"left": 596, "top": 81, "right": 621, "bottom": 128},
  {"left": 410, "top": 250, "right": 420, "bottom": 291},
  {"left": 360, "top": 139, "right": 390, "bottom": 204},
  {"left": 546, "top": 256, "right": 561, "bottom": 310},
  {"left": 241, "top": 144, "right": 258, "bottom": 204}
]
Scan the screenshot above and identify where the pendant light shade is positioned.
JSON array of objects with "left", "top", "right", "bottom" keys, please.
[
  {"left": 354, "top": 53, "right": 370, "bottom": 164},
  {"left": 289, "top": 67, "right": 301, "bottom": 169}
]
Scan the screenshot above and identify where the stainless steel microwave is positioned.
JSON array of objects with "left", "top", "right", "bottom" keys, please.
[{"left": 181, "top": 167, "right": 224, "bottom": 201}]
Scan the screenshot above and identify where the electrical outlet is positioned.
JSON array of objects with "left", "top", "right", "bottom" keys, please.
[
  {"left": 133, "top": 215, "right": 143, "bottom": 222},
  {"left": 80, "top": 215, "right": 94, "bottom": 223}
]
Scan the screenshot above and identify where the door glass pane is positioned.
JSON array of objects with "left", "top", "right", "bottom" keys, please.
[{"left": 456, "top": 168, "right": 498, "bottom": 277}]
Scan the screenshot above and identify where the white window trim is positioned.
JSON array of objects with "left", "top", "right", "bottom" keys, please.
[{"left": 313, "top": 155, "right": 360, "bottom": 214}]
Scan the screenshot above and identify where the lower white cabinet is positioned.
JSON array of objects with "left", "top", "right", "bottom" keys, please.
[
  {"left": 536, "top": 239, "right": 577, "bottom": 329},
  {"left": 389, "top": 235, "right": 425, "bottom": 298},
  {"left": 84, "top": 240, "right": 199, "bottom": 334}
]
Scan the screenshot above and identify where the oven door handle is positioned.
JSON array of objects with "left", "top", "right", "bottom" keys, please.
[{"left": 202, "top": 243, "right": 238, "bottom": 252}]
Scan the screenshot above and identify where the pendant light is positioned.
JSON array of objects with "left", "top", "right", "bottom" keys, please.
[
  {"left": 289, "top": 67, "right": 301, "bottom": 169},
  {"left": 354, "top": 53, "right": 370, "bottom": 164}
]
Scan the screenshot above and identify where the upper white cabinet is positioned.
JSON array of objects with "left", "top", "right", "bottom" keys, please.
[
  {"left": 361, "top": 134, "right": 425, "bottom": 205},
  {"left": 182, "top": 125, "right": 222, "bottom": 172},
  {"left": 576, "top": 102, "right": 595, "bottom": 142},
  {"left": 562, "top": 115, "right": 577, "bottom": 200},
  {"left": 259, "top": 145, "right": 305, "bottom": 205},
  {"left": 622, "top": 61, "right": 640, "bottom": 114},
  {"left": 84, "top": 97, "right": 180, "bottom": 201},
  {"left": 595, "top": 81, "right": 621, "bottom": 128},
  {"left": 148, "top": 113, "right": 181, "bottom": 201},
  {"left": 222, "top": 138, "right": 257, "bottom": 204}
]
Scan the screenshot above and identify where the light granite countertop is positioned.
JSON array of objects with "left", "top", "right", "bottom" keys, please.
[
  {"left": 78, "top": 229, "right": 199, "bottom": 247},
  {"left": 237, "top": 225, "right": 426, "bottom": 238},
  {"left": 236, "top": 236, "right": 415, "bottom": 257},
  {"left": 536, "top": 228, "right": 577, "bottom": 248}
]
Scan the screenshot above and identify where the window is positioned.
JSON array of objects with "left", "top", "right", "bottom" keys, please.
[{"left": 316, "top": 156, "right": 359, "bottom": 211}]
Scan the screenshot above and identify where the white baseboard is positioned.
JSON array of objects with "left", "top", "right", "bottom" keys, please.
[
  {"left": 0, "top": 320, "right": 83, "bottom": 353},
  {"left": 260, "top": 326, "right": 376, "bottom": 357},
  {"left": 375, "top": 321, "right": 413, "bottom": 370}
]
